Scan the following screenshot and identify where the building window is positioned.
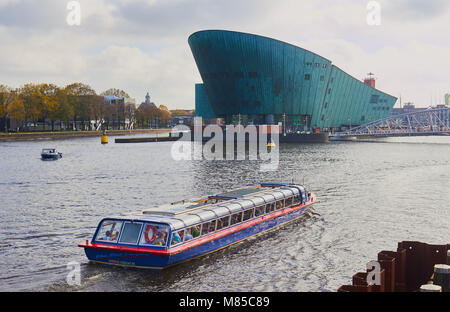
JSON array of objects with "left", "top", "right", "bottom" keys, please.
[
  {"left": 320, "top": 75, "right": 324, "bottom": 81},
  {"left": 370, "top": 94, "right": 380, "bottom": 104},
  {"left": 361, "top": 115, "right": 365, "bottom": 122},
  {"left": 305, "top": 74, "right": 311, "bottom": 80},
  {"left": 330, "top": 77, "right": 334, "bottom": 83},
  {"left": 328, "top": 88, "right": 331, "bottom": 94},
  {"left": 305, "top": 62, "right": 312, "bottom": 66},
  {"left": 324, "top": 102, "right": 328, "bottom": 109},
  {"left": 322, "top": 64, "right": 327, "bottom": 68},
  {"left": 315, "top": 63, "right": 320, "bottom": 67}
]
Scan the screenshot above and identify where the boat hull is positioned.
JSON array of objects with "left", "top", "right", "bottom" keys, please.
[
  {"left": 81, "top": 201, "right": 314, "bottom": 269},
  {"left": 41, "top": 154, "right": 62, "bottom": 160}
]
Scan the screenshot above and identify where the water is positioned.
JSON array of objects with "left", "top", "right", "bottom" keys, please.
[{"left": 0, "top": 135, "right": 449, "bottom": 292}]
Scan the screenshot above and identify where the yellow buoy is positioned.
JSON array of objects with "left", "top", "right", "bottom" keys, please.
[
  {"left": 101, "top": 132, "right": 108, "bottom": 144},
  {"left": 267, "top": 141, "right": 276, "bottom": 147}
]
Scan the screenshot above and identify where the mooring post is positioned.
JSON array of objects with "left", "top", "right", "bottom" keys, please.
[
  {"left": 420, "top": 284, "right": 442, "bottom": 292},
  {"left": 433, "top": 264, "right": 450, "bottom": 292}
]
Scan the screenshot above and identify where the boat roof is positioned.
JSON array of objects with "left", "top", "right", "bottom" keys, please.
[{"left": 110, "top": 183, "right": 306, "bottom": 230}]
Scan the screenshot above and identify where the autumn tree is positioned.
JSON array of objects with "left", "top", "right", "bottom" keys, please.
[
  {"left": 88, "top": 95, "right": 107, "bottom": 130},
  {"left": 101, "top": 89, "right": 131, "bottom": 129},
  {"left": 159, "top": 105, "right": 172, "bottom": 127},
  {"left": 54, "top": 89, "right": 73, "bottom": 131},
  {"left": 65, "top": 83, "right": 97, "bottom": 130},
  {"left": 20, "top": 83, "right": 42, "bottom": 128},
  {"left": 100, "top": 88, "right": 130, "bottom": 99},
  {"left": 7, "top": 91, "right": 25, "bottom": 130},
  {"left": 39, "top": 83, "right": 60, "bottom": 131},
  {"left": 0, "top": 85, "right": 12, "bottom": 132}
]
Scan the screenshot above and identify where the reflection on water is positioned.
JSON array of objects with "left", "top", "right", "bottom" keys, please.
[{"left": 0, "top": 136, "right": 449, "bottom": 291}]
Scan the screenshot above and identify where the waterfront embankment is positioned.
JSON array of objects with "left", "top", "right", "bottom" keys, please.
[{"left": 0, "top": 129, "right": 171, "bottom": 141}]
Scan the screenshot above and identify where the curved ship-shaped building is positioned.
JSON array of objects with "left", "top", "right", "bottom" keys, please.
[{"left": 189, "top": 30, "right": 397, "bottom": 132}]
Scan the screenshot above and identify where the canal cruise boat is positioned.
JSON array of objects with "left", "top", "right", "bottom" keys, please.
[{"left": 78, "top": 182, "right": 316, "bottom": 269}]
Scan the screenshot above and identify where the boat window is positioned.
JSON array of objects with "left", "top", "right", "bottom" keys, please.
[
  {"left": 95, "top": 220, "right": 123, "bottom": 243},
  {"left": 201, "top": 220, "right": 216, "bottom": 236},
  {"left": 285, "top": 196, "right": 293, "bottom": 207},
  {"left": 230, "top": 212, "right": 243, "bottom": 225},
  {"left": 255, "top": 206, "right": 265, "bottom": 217},
  {"left": 139, "top": 223, "right": 169, "bottom": 246},
  {"left": 184, "top": 227, "right": 197, "bottom": 241},
  {"left": 293, "top": 194, "right": 301, "bottom": 205},
  {"left": 210, "top": 220, "right": 216, "bottom": 232},
  {"left": 266, "top": 203, "right": 275, "bottom": 213},
  {"left": 171, "top": 230, "right": 185, "bottom": 246},
  {"left": 217, "top": 216, "right": 230, "bottom": 230},
  {"left": 243, "top": 208, "right": 254, "bottom": 221},
  {"left": 192, "top": 225, "right": 201, "bottom": 238},
  {"left": 276, "top": 200, "right": 284, "bottom": 210},
  {"left": 119, "top": 222, "right": 143, "bottom": 245}
]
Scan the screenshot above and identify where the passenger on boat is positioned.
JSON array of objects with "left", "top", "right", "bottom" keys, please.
[
  {"left": 192, "top": 226, "right": 200, "bottom": 238},
  {"left": 231, "top": 212, "right": 242, "bottom": 225},
  {"left": 153, "top": 231, "right": 168, "bottom": 246},
  {"left": 255, "top": 206, "right": 265, "bottom": 216},
  {"left": 103, "top": 230, "right": 119, "bottom": 241},
  {"left": 209, "top": 221, "right": 216, "bottom": 232},
  {"left": 171, "top": 231, "right": 182, "bottom": 245},
  {"left": 184, "top": 228, "right": 193, "bottom": 241}
]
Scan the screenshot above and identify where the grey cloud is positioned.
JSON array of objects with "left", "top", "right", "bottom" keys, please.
[
  {"left": 382, "top": 0, "right": 450, "bottom": 20},
  {"left": 0, "top": 0, "right": 67, "bottom": 29},
  {"left": 111, "top": 0, "right": 274, "bottom": 37}
]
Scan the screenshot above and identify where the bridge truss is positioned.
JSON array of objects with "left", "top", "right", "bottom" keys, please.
[{"left": 334, "top": 108, "right": 450, "bottom": 138}]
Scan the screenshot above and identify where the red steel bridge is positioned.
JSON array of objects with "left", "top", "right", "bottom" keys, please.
[{"left": 333, "top": 107, "right": 450, "bottom": 138}]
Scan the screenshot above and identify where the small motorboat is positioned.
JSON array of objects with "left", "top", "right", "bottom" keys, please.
[{"left": 41, "top": 148, "right": 62, "bottom": 160}]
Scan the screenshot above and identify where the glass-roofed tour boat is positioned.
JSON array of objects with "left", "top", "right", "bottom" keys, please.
[{"left": 79, "top": 182, "right": 316, "bottom": 269}]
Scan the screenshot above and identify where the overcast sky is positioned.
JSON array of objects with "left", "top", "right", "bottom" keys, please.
[{"left": 0, "top": 0, "right": 449, "bottom": 109}]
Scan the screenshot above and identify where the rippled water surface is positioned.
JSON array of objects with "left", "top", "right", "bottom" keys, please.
[{"left": 0, "top": 135, "right": 449, "bottom": 291}]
